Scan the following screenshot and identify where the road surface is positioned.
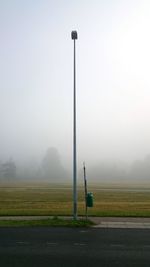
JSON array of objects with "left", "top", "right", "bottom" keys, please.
[{"left": 0, "top": 227, "right": 150, "bottom": 266}]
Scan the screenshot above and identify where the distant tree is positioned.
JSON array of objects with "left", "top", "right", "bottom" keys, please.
[
  {"left": 129, "top": 155, "right": 150, "bottom": 181},
  {"left": 0, "top": 158, "right": 16, "bottom": 181},
  {"left": 42, "top": 147, "right": 68, "bottom": 182}
]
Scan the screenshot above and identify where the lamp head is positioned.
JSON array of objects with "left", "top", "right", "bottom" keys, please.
[{"left": 71, "top": 31, "right": 78, "bottom": 40}]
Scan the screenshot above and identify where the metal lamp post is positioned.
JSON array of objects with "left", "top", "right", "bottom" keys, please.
[{"left": 71, "top": 30, "right": 78, "bottom": 220}]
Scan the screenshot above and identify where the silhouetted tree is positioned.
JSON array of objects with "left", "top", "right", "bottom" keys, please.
[
  {"left": 42, "top": 147, "right": 68, "bottom": 182},
  {"left": 0, "top": 158, "right": 16, "bottom": 181},
  {"left": 129, "top": 155, "right": 150, "bottom": 181}
]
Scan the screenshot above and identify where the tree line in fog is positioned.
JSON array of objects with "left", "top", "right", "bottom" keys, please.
[{"left": 1, "top": 148, "right": 150, "bottom": 183}]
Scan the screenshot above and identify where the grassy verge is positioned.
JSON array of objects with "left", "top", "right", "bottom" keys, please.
[
  {"left": 0, "top": 183, "right": 150, "bottom": 217},
  {"left": 0, "top": 217, "right": 94, "bottom": 227}
]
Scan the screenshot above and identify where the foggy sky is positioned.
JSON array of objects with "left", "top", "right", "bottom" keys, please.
[{"left": 1, "top": 0, "right": 150, "bottom": 171}]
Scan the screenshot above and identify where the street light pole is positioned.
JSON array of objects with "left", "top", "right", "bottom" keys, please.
[{"left": 71, "top": 30, "right": 78, "bottom": 220}]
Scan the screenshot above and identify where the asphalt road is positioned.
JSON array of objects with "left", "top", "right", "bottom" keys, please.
[{"left": 0, "top": 227, "right": 150, "bottom": 267}]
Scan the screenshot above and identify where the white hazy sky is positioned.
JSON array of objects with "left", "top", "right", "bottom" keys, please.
[{"left": 1, "top": 0, "right": 150, "bottom": 167}]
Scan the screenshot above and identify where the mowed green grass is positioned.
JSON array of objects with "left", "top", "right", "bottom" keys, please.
[
  {"left": 0, "top": 218, "right": 93, "bottom": 227},
  {"left": 0, "top": 183, "right": 150, "bottom": 217}
]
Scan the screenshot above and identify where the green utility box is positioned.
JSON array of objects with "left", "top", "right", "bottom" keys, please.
[{"left": 86, "top": 192, "right": 94, "bottom": 207}]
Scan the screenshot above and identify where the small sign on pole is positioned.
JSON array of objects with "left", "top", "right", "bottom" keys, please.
[
  {"left": 83, "top": 163, "right": 94, "bottom": 219},
  {"left": 83, "top": 162, "right": 88, "bottom": 219}
]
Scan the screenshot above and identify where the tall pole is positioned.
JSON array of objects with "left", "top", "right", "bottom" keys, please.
[{"left": 71, "top": 31, "right": 78, "bottom": 220}]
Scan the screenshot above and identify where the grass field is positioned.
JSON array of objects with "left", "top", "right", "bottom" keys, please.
[{"left": 0, "top": 183, "right": 150, "bottom": 217}]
